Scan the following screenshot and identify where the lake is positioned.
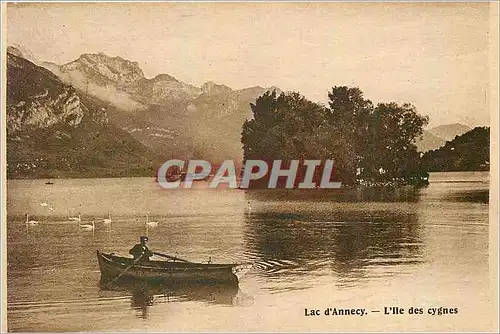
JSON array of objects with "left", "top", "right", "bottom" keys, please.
[{"left": 5, "top": 171, "right": 494, "bottom": 331}]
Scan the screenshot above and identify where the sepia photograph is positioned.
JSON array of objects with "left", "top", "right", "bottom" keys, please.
[{"left": 1, "top": 1, "right": 498, "bottom": 332}]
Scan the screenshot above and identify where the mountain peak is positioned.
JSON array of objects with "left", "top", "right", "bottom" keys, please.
[
  {"left": 7, "top": 46, "right": 24, "bottom": 58},
  {"left": 7, "top": 44, "right": 37, "bottom": 63},
  {"left": 201, "top": 81, "right": 233, "bottom": 95},
  {"left": 64, "top": 52, "right": 145, "bottom": 86},
  {"left": 151, "top": 73, "right": 180, "bottom": 83}
]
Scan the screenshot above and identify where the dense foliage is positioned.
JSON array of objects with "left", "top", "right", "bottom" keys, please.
[
  {"left": 421, "top": 127, "right": 490, "bottom": 172},
  {"left": 242, "top": 87, "right": 430, "bottom": 187}
]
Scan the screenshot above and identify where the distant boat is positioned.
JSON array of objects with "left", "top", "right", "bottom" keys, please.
[
  {"left": 180, "top": 172, "right": 210, "bottom": 182},
  {"left": 45, "top": 181, "right": 54, "bottom": 185}
]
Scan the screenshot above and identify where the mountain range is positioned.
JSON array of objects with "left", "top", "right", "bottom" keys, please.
[
  {"left": 40, "top": 51, "right": 281, "bottom": 163},
  {"left": 6, "top": 45, "right": 475, "bottom": 178},
  {"left": 6, "top": 47, "right": 280, "bottom": 178}
]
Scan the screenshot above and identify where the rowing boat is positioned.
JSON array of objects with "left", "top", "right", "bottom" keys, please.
[{"left": 96, "top": 250, "right": 240, "bottom": 284}]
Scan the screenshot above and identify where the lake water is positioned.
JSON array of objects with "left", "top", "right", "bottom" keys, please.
[{"left": 5, "top": 171, "right": 495, "bottom": 332}]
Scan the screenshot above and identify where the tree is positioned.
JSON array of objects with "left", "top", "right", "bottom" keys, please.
[
  {"left": 243, "top": 91, "right": 331, "bottom": 161},
  {"left": 363, "top": 102, "right": 429, "bottom": 183},
  {"left": 327, "top": 86, "right": 373, "bottom": 184},
  {"left": 242, "top": 91, "right": 346, "bottom": 187},
  {"left": 242, "top": 87, "right": 430, "bottom": 187},
  {"left": 326, "top": 86, "right": 429, "bottom": 185}
]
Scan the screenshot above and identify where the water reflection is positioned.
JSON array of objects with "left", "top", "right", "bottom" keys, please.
[
  {"left": 245, "top": 186, "right": 421, "bottom": 203},
  {"left": 446, "top": 189, "right": 489, "bottom": 203},
  {"left": 244, "top": 208, "right": 423, "bottom": 283},
  {"left": 100, "top": 280, "right": 240, "bottom": 318},
  {"left": 130, "top": 286, "right": 154, "bottom": 319}
]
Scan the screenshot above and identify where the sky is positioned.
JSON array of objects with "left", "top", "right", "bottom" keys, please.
[{"left": 6, "top": 2, "right": 495, "bottom": 128}]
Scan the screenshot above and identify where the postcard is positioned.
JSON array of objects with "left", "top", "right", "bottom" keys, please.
[{"left": 1, "top": 2, "right": 498, "bottom": 332}]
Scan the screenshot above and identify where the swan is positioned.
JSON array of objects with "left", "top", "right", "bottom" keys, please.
[
  {"left": 69, "top": 213, "right": 81, "bottom": 222},
  {"left": 25, "top": 214, "right": 39, "bottom": 226},
  {"left": 103, "top": 213, "right": 112, "bottom": 225},
  {"left": 79, "top": 219, "right": 95, "bottom": 231},
  {"left": 145, "top": 214, "right": 159, "bottom": 227}
]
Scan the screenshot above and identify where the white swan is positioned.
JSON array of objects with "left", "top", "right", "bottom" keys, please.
[
  {"left": 103, "top": 213, "right": 112, "bottom": 225},
  {"left": 25, "top": 214, "right": 39, "bottom": 226},
  {"left": 145, "top": 214, "right": 159, "bottom": 227},
  {"left": 69, "top": 213, "right": 81, "bottom": 222},
  {"left": 79, "top": 219, "right": 95, "bottom": 231}
]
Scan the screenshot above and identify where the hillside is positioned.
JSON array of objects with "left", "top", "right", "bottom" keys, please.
[
  {"left": 415, "top": 130, "right": 446, "bottom": 152},
  {"left": 421, "top": 127, "right": 490, "bottom": 172},
  {"left": 428, "top": 123, "right": 471, "bottom": 142},
  {"left": 6, "top": 51, "right": 161, "bottom": 179}
]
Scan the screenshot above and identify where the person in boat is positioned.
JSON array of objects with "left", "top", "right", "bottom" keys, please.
[{"left": 129, "top": 236, "right": 153, "bottom": 262}]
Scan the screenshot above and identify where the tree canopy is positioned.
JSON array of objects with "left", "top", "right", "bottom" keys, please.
[{"left": 242, "top": 87, "right": 430, "bottom": 187}]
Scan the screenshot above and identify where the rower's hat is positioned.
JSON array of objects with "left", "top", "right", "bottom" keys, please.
[{"left": 140, "top": 236, "right": 149, "bottom": 242}]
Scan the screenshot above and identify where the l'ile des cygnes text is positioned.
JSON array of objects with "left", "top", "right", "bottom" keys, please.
[{"left": 304, "top": 306, "right": 459, "bottom": 317}]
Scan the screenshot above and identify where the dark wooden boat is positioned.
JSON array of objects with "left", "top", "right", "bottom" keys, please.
[
  {"left": 45, "top": 181, "right": 54, "bottom": 185},
  {"left": 97, "top": 251, "right": 240, "bottom": 284}
]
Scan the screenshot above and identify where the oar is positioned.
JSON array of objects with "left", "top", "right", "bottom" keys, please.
[
  {"left": 105, "top": 253, "right": 144, "bottom": 286},
  {"left": 152, "top": 252, "right": 191, "bottom": 263}
]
